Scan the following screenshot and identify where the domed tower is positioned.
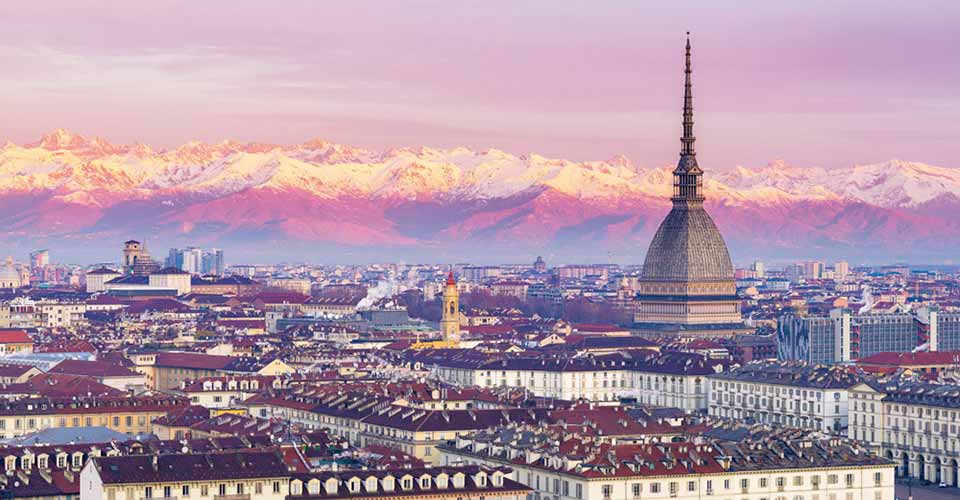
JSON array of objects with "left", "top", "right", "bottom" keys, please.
[
  {"left": 440, "top": 272, "right": 461, "bottom": 344},
  {"left": 634, "top": 34, "right": 749, "bottom": 338}
]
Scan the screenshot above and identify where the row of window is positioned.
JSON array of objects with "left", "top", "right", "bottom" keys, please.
[
  {"left": 597, "top": 473, "right": 879, "bottom": 499},
  {"left": 130, "top": 480, "right": 281, "bottom": 500}
]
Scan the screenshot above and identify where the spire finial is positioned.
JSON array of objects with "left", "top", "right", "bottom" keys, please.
[
  {"left": 681, "top": 32, "right": 695, "bottom": 157},
  {"left": 672, "top": 32, "right": 704, "bottom": 203}
]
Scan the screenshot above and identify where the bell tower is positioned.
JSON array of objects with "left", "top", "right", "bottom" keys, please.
[{"left": 440, "top": 272, "right": 461, "bottom": 344}]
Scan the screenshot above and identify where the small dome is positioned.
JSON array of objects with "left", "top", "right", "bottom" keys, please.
[{"left": 0, "top": 256, "right": 22, "bottom": 287}]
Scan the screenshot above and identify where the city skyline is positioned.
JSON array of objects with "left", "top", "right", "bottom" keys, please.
[{"left": 1, "top": 6, "right": 959, "bottom": 500}]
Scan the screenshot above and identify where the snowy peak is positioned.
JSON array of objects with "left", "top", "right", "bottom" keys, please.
[
  {"left": 840, "top": 159, "right": 960, "bottom": 207},
  {"left": 3, "top": 130, "right": 957, "bottom": 208},
  {"left": 33, "top": 128, "right": 120, "bottom": 156}
]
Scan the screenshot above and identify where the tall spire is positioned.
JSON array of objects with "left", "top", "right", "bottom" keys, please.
[
  {"left": 681, "top": 32, "right": 695, "bottom": 158},
  {"left": 672, "top": 32, "right": 704, "bottom": 203}
]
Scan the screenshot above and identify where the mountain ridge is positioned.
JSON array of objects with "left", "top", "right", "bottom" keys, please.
[{"left": 2, "top": 129, "right": 958, "bottom": 262}]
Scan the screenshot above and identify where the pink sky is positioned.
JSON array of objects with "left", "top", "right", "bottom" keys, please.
[{"left": 1, "top": 0, "right": 958, "bottom": 169}]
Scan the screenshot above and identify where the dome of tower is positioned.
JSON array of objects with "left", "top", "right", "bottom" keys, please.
[
  {"left": 0, "top": 256, "right": 22, "bottom": 288},
  {"left": 641, "top": 205, "right": 734, "bottom": 282}
]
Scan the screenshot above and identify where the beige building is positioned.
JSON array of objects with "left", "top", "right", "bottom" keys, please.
[
  {"left": 149, "top": 267, "right": 192, "bottom": 295},
  {"left": 441, "top": 428, "right": 894, "bottom": 500},
  {"left": 85, "top": 267, "right": 122, "bottom": 293},
  {"left": 848, "top": 380, "right": 960, "bottom": 487},
  {"left": 81, "top": 451, "right": 290, "bottom": 500},
  {"left": 707, "top": 362, "right": 857, "bottom": 434},
  {"left": 37, "top": 301, "right": 88, "bottom": 328},
  {"left": 0, "top": 396, "right": 188, "bottom": 440},
  {"left": 267, "top": 277, "right": 313, "bottom": 295}
]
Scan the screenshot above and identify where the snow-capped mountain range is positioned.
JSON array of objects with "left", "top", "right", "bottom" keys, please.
[{"left": 2, "top": 129, "right": 958, "bottom": 261}]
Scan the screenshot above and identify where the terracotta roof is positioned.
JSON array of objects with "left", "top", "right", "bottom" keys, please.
[
  {"left": 0, "top": 329, "right": 31, "bottom": 344},
  {"left": 48, "top": 359, "right": 141, "bottom": 378},
  {"left": 857, "top": 351, "right": 960, "bottom": 366},
  {"left": 154, "top": 352, "right": 235, "bottom": 370}
]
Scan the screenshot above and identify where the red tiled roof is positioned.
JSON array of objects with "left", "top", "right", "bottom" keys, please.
[
  {"left": 858, "top": 351, "right": 960, "bottom": 366},
  {"left": 154, "top": 352, "right": 234, "bottom": 370},
  {"left": 49, "top": 359, "right": 141, "bottom": 378},
  {"left": 0, "top": 329, "right": 31, "bottom": 344},
  {"left": 3, "top": 373, "right": 124, "bottom": 398}
]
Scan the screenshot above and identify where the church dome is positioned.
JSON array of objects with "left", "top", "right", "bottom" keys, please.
[
  {"left": 0, "top": 256, "right": 22, "bottom": 288},
  {"left": 641, "top": 205, "right": 734, "bottom": 282}
]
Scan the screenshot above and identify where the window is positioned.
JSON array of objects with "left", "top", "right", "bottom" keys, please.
[
  {"left": 633, "top": 484, "right": 642, "bottom": 498},
  {"left": 873, "top": 473, "right": 881, "bottom": 486},
  {"left": 219, "top": 484, "right": 227, "bottom": 496},
  {"left": 163, "top": 486, "right": 171, "bottom": 498},
  {"left": 741, "top": 479, "right": 749, "bottom": 490},
  {"left": 273, "top": 482, "right": 281, "bottom": 494},
  {"left": 201, "top": 485, "right": 209, "bottom": 496},
  {"left": 760, "top": 478, "right": 768, "bottom": 488},
  {"left": 237, "top": 483, "right": 244, "bottom": 495},
  {"left": 576, "top": 484, "right": 583, "bottom": 499},
  {"left": 182, "top": 485, "right": 190, "bottom": 496},
  {"left": 845, "top": 475, "right": 854, "bottom": 487},
  {"left": 603, "top": 485, "right": 613, "bottom": 500},
  {"left": 669, "top": 482, "right": 678, "bottom": 497},
  {"left": 688, "top": 482, "right": 696, "bottom": 492},
  {"left": 706, "top": 480, "right": 713, "bottom": 494},
  {"left": 145, "top": 487, "right": 153, "bottom": 499},
  {"left": 256, "top": 483, "right": 263, "bottom": 495},
  {"left": 651, "top": 483, "right": 661, "bottom": 494}
]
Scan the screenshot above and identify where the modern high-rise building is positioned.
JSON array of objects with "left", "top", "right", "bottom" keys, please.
[
  {"left": 203, "top": 248, "right": 225, "bottom": 275},
  {"left": 166, "top": 247, "right": 224, "bottom": 275},
  {"left": 778, "top": 307, "right": 958, "bottom": 364},
  {"left": 835, "top": 260, "right": 850, "bottom": 280},
  {"left": 802, "top": 260, "right": 823, "bottom": 279},
  {"left": 634, "top": 35, "right": 749, "bottom": 339},
  {"left": 29, "top": 249, "right": 49, "bottom": 271},
  {"left": 752, "top": 260, "right": 765, "bottom": 278}
]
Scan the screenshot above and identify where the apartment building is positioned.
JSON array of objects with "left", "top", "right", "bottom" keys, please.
[
  {"left": 848, "top": 380, "right": 960, "bottom": 487},
  {"left": 288, "top": 465, "right": 529, "bottom": 500},
  {"left": 81, "top": 451, "right": 290, "bottom": 500},
  {"left": 407, "top": 350, "right": 726, "bottom": 406},
  {"left": 440, "top": 428, "right": 894, "bottom": 500},
  {"left": 0, "top": 396, "right": 188, "bottom": 439},
  {"left": 707, "top": 362, "right": 860, "bottom": 433}
]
